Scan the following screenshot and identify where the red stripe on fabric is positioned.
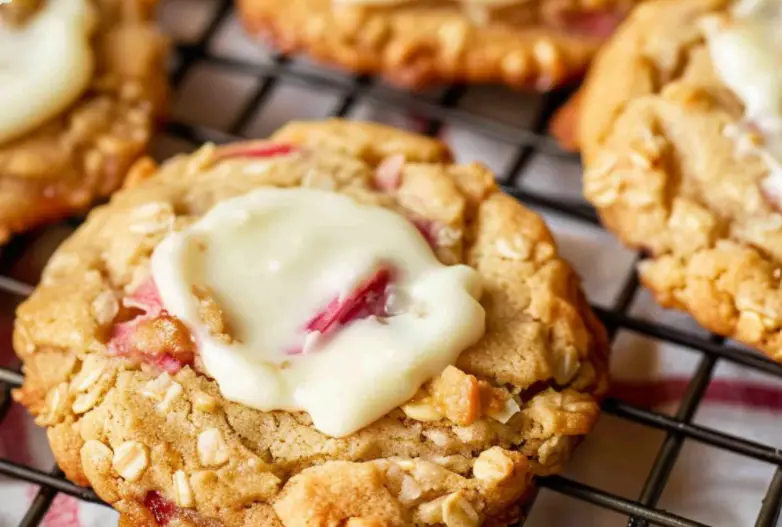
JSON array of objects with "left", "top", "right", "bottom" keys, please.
[
  {"left": 409, "top": 115, "right": 433, "bottom": 136},
  {"left": 42, "top": 494, "right": 82, "bottom": 527},
  {"left": 0, "top": 313, "right": 32, "bottom": 465},
  {"left": 610, "top": 378, "right": 782, "bottom": 411},
  {"left": 0, "top": 315, "right": 15, "bottom": 367},
  {"left": 0, "top": 404, "right": 33, "bottom": 465}
]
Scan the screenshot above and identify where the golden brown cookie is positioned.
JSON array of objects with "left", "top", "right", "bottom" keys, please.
[
  {"left": 548, "top": 88, "right": 583, "bottom": 152},
  {"left": 579, "top": 0, "right": 782, "bottom": 360},
  {"left": 0, "top": 0, "right": 168, "bottom": 245},
  {"left": 237, "top": 0, "right": 641, "bottom": 90},
  {"left": 14, "top": 120, "right": 608, "bottom": 526}
]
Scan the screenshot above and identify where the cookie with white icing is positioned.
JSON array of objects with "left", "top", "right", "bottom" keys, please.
[
  {"left": 0, "top": 0, "right": 167, "bottom": 244},
  {"left": 14, "top": 120, "right": 608, "bottom": 526},
  {"left": 237, "top": 0, "right": 641, "bottom": 90},
  {"left": 580, "top": 0, "right": 782, "bottom": 360}
]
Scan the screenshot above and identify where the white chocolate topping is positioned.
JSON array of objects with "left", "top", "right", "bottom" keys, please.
[
  {"left": 702, "top": 0, "right": 782, "bottom": 186},
  {"left": 151, "top": 187, "right": 486, "bottom": 437},
  {"left": 0, "top": 0, "right": 97, "bottom": 144}
]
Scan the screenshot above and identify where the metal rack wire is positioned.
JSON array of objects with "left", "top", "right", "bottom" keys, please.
[{"left": 1, "top": 0, "right": 782, "bottom": 526}]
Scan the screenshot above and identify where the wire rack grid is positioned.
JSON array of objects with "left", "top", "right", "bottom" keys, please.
[{"left": 1, "top": 0, "right": 782, "bottom": 526}]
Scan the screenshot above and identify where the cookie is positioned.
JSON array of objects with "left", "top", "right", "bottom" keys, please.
[
  {"left": 0, "top": 0, "right": 168, "bottom": 245},
  {"left": 548, "top": 88, "right": 583, "bottom": 152},
  {"left": 580, "top": 0, "right": 782, "bottom": 360},
  {"left": 14, "top": 120, "right": 608, "bottom": 526},
  {"left": 237, "top": 0, "right": 640, "bottom": 90}
]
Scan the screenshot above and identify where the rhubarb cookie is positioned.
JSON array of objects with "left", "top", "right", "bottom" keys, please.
[
  {"left": 0, "top": 0, "right": 167, "bottom": 244},
  {"left": 580, "top": 0, "right": 782, "bottom": 360},
  {"left": 237, "top": 0, "right": 640, "bottom": 90},
  {"left": 14, "top": 120, "right": 608, "bottom": 526}
]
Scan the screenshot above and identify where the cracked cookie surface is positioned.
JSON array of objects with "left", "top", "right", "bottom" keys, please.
[
  {"left": 14, "top": 120, "right": 608, "bottom": 526},
  {"left": 0, "top": 0, "right": 168, "bottom": 245},
  {"left": 579, "top": 0, "right": 782, "bottom": 360},
  {"left": 237, "top": 0, "right": 640, "bottom": 90}
]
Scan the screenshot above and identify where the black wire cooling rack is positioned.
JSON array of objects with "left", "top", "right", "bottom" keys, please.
[{"left": 2, "top": 1, "right": 782, "bottom": 526}]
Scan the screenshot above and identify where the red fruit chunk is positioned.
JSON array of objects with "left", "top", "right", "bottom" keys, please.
[
  {"left": 287, "top": 268, "right": 394, "bottom": 355},
  {"left": 557, "top": 9, "right": 624, "bottom": 39},
  {"left": 215, "top": 140, "right": 298, "bottom": 161},
  {"left": 108, "top": 279, "right": 194, "bottom": 373},
  {"left": 144, "top": 491, "right": 177, "bottom": 526},
  {"left": 411, "top": 218, "right": 438, "bottom": 249},
  {"left": 305, "top": 267, "right": 393, "bottom": 334},
  {"left": 156, "top": 353, "right": 187, "bottom": 374},
  {"left": 373, "top": 154, "right": 405, "bottom": 191},
  {"left": 123, "top": 277, "right": 163, "bottom": 316}
]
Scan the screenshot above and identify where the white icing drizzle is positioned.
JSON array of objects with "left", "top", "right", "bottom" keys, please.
[
  {"left": 0, "top": 0, "right": 97, "bottom": 144},
  {"left": 151, "top": 187, "right": 486, "bottom": 437},
  {"left": 702, "top": 0, "right": 782, "bottom": 196}
]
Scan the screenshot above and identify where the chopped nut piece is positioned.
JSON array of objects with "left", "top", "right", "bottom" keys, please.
[
  {"left": 501, "top": 49, "right": 529, "bottom": 78},
  {"left": 524, "top": 389, "right": 599, "bottom": 436},
  {"left": 91, "top": 291, "right": 119, "bottom": 326},
  {"left": 416, "top": 496, "right": 445, "bottom": 524},
  {"left": 128, "top": 314, "right": 195, "bottom": 364},
  {"left": 431, "top": 366, "right": 481, "bottom": 426},
  {"left": 142, "top": 373, "right": 175, "bottom": 402},
  {"left": 534, "top": 242, "right": 554, "bottom": 261},
  {"left": 485, "top": 397, "right": 521, "bottom": 424},
  {"left": 435, "top": 226, "right": 462, "bottom": 247},
  {"left": 112, "top": 441, "right": 149, "bottom": 481},
  {"left": 473, "top": 447, "right": 514, "bottom": 483},
  {"left": 197, "top": 428, "right": 230, "bottom": 467},
  {"left": 423, "top": 429, "right": 452, "bottom": 447},
  {"left": 480, "top": 381, "right": 519, "bottom": 424},
  {"left": 401, "top": 398, "right": 443, "bottom": 422},
  {"left": 494, "top": 237, "right": 531, "bottom": 260},
  {"left": 159, "top": 382, "right": 183, "bottom": 411},
  {"left": 431, "top": 455, "right": 472, "bottom": 474},
  {"left": 533, "top": 39, "right": 561, "bottom": 78},
  {"left": 192, "top": 285, "right": 233, "bottom": 343},
  {"left": 142, "top": 372, "right": 171, "bottom": 397},
  {"left": 193, "top": 391, "right": 218, "bottom": 413},
  {"left": 396, "top": 460, "right": 416, "bottom": 471},
  {"left": 128, "top": 202, "right": 174, "bottom": 235},
  {"left": 478, "top": 381, "right": 508, "bottom": 415},
  {"left": 441, "top": 491, "right": 480, "bottom": 527},
  {"left": 173, "top": 470, "right": 195, "bottom": 508},
  {"left": 398, "top": 475, "right": 423, "bottom": 504}
]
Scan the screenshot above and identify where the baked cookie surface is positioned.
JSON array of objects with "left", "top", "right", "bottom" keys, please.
[
  {"left": 237, "top": 0, "right": 639, "bottom": 90},
  {"left": 579, "top": 0, "right": 782, "bottom": 360},
  {"left": 0, "top": 0, "right": 167, "bottom": 244},
  {"left": 14, "top": 120, "right": 608, "bottom": 526}
]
